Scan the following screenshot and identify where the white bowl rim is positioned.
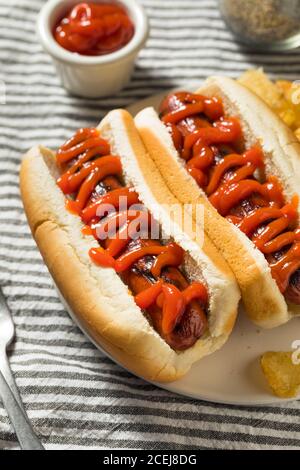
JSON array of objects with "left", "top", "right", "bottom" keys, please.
[{"left": 37, "top": 0, "right": 149, "bottom": 66}]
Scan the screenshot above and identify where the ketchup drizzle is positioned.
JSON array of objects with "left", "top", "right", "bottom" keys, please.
[
  {"left": 56, "top": 127, "right": 208, "bottom": 347},
  {"left": 161, "top": 92, "right": 300, "bottom": 296}
]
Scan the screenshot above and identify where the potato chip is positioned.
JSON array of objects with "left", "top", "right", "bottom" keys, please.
[
  {"left": 295, "top": 128, "right": 300, "bottom": 141},
  {"left": 276, "top": 80, "right": 292, "bottom": 95},
  {"left": 238, "top": 69, "right": 300, "bottom": 138},
  {"left": 279, "top": 108, "right": 297, "bottom": 128},
  {"left": 261, "top": 351, "right": 300, "bottom": 398},
  {"left": 238, "top": 69, "right": 284, "bottom": 111}
]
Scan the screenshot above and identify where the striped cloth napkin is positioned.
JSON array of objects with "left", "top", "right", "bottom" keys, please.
[{"left": 0, "top": 0, "right": 300, "bottom": 450}]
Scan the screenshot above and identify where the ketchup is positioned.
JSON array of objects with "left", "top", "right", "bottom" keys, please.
[
  {"left": 55, "top": 127, "right": 208, "bottom": 349},
  {"left": 160, "top": 92, "right": 300, "bottom": 300},
  {"left": 54, "top": 2, "right": 135, "bottom": 56}
]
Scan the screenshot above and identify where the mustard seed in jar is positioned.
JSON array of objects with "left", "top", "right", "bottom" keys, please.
[{"left": 219, "top": 0, "right": 300, "bottom": 50}]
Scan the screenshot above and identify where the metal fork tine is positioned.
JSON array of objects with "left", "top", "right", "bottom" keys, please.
[{"left": 0, "top": 285, "right": 44, "bottom": 449}]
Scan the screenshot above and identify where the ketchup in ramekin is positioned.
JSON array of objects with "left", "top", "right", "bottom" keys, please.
[{"left": 54, "top": 2, "right": 135, "bottom": 56}]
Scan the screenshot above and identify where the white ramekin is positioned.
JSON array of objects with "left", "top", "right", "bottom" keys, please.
[{"left": 37, "top": 0, "right": 149, "bottom": 98}]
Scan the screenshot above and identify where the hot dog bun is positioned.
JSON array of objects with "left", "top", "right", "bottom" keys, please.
[
  {"left": 135, "top": 77, "right": 300, "bottom": 329},
  {"left": 20, "top": 109, "right": 240, "bottom": 383}
]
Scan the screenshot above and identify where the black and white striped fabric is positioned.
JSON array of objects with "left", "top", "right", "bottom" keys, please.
[{"left": 0, "top": 0, "right": 300, "bottom": 450}]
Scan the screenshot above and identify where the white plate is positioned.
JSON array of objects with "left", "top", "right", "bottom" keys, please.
[
  {"left": 57, "top": 286, "right": 299, "bottom": 406},
  {"left": 57, "top": 92, "right": 300, "bottom": 406}
]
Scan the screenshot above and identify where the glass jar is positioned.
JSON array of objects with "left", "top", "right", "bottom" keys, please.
[{"left": 219, "top": 0, "right": 300, "bottom": 50}]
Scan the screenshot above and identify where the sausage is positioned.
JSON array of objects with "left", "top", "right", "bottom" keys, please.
[
  {"left": 121, "top": 239, "right": 207, "bottom": 351},
  {"left": 89, "top": 175, "right": 123, "bottom": 203},
  {"left": 159, "top": 92, "right": 211, "bottom": 139},
  {"left": 285, "top": 269, "right": 300, "bottom": 305},
  {"left": 92, "top": 177, "right": 208, "bottom": 350},
  {"left": 230, "top": 193, "right": 269, "bottom": 219},
  {"left": 161, "top": 267, "right": 207, "bottom": 350}
]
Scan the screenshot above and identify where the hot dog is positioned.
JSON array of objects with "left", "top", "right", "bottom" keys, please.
[
  {"left": 20, "top": 109, "right": 239, "bottom": 382},
  {"left": 135, "top": 77, "right": 300, "bottom": 328}
]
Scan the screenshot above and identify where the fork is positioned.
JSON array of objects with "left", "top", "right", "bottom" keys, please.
[{"left": 0, "top": 286, "right": 44, "bottom": 449}]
